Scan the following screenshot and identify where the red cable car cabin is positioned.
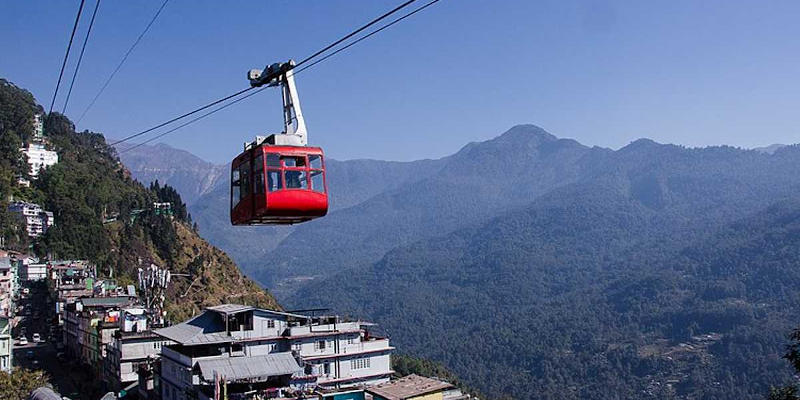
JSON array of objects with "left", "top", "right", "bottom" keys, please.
[{"left": 230, "top": 145, "right": 328, "bottom": 225}]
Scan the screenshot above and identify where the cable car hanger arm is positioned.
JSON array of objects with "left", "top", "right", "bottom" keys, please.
[{"left": 247, "top": 60, "right": 307, "bottom": 148}]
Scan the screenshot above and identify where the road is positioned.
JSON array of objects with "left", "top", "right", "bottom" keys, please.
[{"left": 12, "top": 281, "right": 103, "bottom": 399}]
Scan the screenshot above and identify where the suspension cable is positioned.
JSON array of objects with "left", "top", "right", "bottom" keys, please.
[
  {"left": 63, "top": 0, "right": 102, "bottom": 114},
  {"left": 110, "top": 0, "right": 420, "bottom": 147},
  {"left": 49, "top": 0, "right": 86, "bottom": 115},
  {"left": 113, "top": 0, "right": 438, "bottom": 149},
  {"left": 77, "top": 0, "right": 170, "bottom": 124}
]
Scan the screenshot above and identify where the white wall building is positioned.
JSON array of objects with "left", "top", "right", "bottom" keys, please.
[
  {"left": 0, "top": 317, "right": 11, "bottom": 372},
  {"left": 21, "top": 143, "right": 58, "bottom": 178},
  {"left": 32, "top": 114, "right": 44, "bottom": 139},
  {"left": 8, "top": 201, "right": 54, "bottom": 238},
  {"left": 155, "top": 305, "right": 394, "bottom": 400},
  {"left": 105, "top": 308, "right": 174, "bottom": 392},
  {"left": 0, "top": 257, "right": 13, "bottom": 317}
]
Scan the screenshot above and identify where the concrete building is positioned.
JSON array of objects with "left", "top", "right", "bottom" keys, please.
[
  {"left": 155, "top": 305, "right": 394, "bottom": 400},
  {"left": 8, "top": 201, "right": 54, "bottom": 238},
  {"left": 104, "top": 308, "right": 174, "bottom": 393},
  {"left": 0, "top": 317, "right": 12, "bottom": 372},
  {"left": 0, "top": 257, "right": 13, "bottom": 317},
  {"left": 63, "top": 296, "right": 139, "bottom": 378},
  {"left": 32, "top": 114, "right": 44, "bottom": 139},
  {"left": 366, "top": 375, "right": 456, "bottom": 400},
  {"left": 21, "top": 142, "right": 58, "bottom": 178}
]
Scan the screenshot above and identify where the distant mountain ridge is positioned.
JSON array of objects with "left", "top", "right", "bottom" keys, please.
[{"left": 118, "top": 126, "right": 800, "bottom": 399}]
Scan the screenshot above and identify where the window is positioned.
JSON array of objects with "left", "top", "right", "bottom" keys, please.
[
  {"left": 239, "top": 162, "right": 250, "bottom": 199},
  {"left": 267, "top": 170, "right": 281, "bottom": 192},
  {"left": 266, "top": 153, "right": 280, "bottom": 167},
  {"left": 293, "top": 342, "right": 302, "bottom": 351},
  {"left": 351, "top": 357, "right": 370, "bottom": 370},
  {"left": 347, "top": 337, "right": 355, "bottom": 345},
  {"left": 315, "top": 340, "right": 326, "bottom": 351},
  {"left": 231, "top": 168, "right": 240, "bottom": 209},
  {"left": 309, "top": 154, "right": 323, "bottom": 169},
  {"left": 254, "top": 154, "right": 265, "bottom": 195},
  {"left": 285, "top": 170, "right": 307, "bottom": 189},
  {"left": 311, "top": 170, "right": 325, "bottom": 193},
  {"left": 282, "top": 156, "right": 306, "bottom": 167},
  {"left": 324, "top": 362, "right": 331, "bottom": 375},
  {"left": 267, "top": 319, "right": 275, "bottom": 328}
]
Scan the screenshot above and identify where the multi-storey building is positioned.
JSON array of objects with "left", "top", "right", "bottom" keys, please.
[
  {"left": 104, "top": 308, "right": 174, "bottom": 393},
  {"left": 63, "top": 296, "right": 139, "bottom": 378},
  {"left": 8, "top": 201, "right": 54, "bottom": 238},
  {"left": 0, "top": 317, "right": 12, "bottom": 372},
  {"left": 0, "top": 257, "right": 13, "bottom": 317},
  {"left": 155, "top": 305, "right": 394, "bottom": 400},
  {"left": 21, "top": 142, "right": 58, "bottom": 178},
  {"left": 32, "top": 114, "right": 44, "bottom": 139}
]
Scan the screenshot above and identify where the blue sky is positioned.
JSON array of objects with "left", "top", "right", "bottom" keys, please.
[{"left": 2, "top": 0, "right": 799, "bottom": 163}]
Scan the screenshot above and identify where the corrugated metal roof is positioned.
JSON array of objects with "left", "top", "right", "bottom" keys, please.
[
  {"left": 155, "top": 311, "right": 230, "bottom": 344},
  {"left": 366, "top": 375, "right": 454, "bottom": 400},
  {"left": 80, "top": 296, "right": 136, "bottom": 307},
  {"left": 197, "top": 352, "right": 301, "bottom": 382},
  {"left": 28, "top": 387, "right": 63, "bottom": 400},
  {"left": 207, "top": 304, "right": 254, "bottom": 315}
]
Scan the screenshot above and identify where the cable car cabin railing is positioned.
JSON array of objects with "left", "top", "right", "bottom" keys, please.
[{"left": 230, "top": 145, "right": 328, "bottom": 225}]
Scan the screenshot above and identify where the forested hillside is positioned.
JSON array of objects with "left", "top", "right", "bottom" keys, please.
[
  {"left": 287, "top": 145, "right": 800, "bottom": 399},
  {"left": 0, "top": 78, "right": 278, "bottom": 321},
  {"left": 118, "top": 109, "right": 800, "bottom": 398}
]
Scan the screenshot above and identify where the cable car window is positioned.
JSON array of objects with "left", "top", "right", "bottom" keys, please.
[
  {"left": 231, "top": 169, "right": 240, "bottom": 209},
  {"left": 309, "top": 155, "right": 323, "bottom": 169},
  {"left": 285, "top": 170, "right": 307, "bottom": 189},
  {"left": 266, "top": 153, "right": 280, "bottom": 168},
  {"left": 240, "top": 162, "right": 250, "bottom": 199},
  {"left": 311, "top": 170, "right": 325, "bottom": 193},
  {"left": 282, "top": 156, "right": 306, "bottom": 167},
  {"left": 253, "top": 154, "right": 265, "bottom": 195},
  {"left": 267, "top": 170, "right": 280, "bottom": 192}
]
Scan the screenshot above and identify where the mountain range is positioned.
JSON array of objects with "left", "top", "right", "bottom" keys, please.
[{"left": 119, "top": 125, "right": 800, "bottom": 399}]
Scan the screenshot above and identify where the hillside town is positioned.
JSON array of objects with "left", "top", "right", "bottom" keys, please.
[{"left": 0, "top": 252, "right": 472, "bottom": 400}]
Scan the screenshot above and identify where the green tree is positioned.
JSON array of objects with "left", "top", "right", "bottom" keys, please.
[
  {"left": 767, "top": 329, "right": 800, "bottom": 400},
  {"left": 0, "top": 368, "right": 51, "bottom": 400}
]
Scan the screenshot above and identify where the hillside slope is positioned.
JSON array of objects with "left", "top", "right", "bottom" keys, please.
[{"left": 0, "top": 78, "right": 279, "bottom": 322}]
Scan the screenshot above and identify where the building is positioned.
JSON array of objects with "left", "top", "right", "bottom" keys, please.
[
  {"left": 21, "top": 142, "right": 58, "bottom": 178},
  {"left": 104, "top": 308, "right": 174, "bottom": 393},
  {"left": 8, "top": 202, "right": 54, "bottom": 238},
  {"left": 0, "top": 317, "right": 12, "bottom": 372},
  {"left": 21, "top": 262, "right": 47, "bottom": 281},
  {"left": 155, "top": 305, "right": 394, "bottom": 400},
  {"left": 63, "top": 296, "right": 138, "bottom": 378},
  {"left": 366, "top": 375, "right": 456, "bottom": 400},
  {"left": 32, "top": 114, "right": 44, "bottom": 139},
  {"left": 0, "top": 257, "right": 13, "bottom": 317}
]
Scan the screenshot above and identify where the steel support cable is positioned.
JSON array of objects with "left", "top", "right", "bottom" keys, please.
[
  {"left": 63, "top": 0, "right": 102, "bottom": 114},
  {"left": 77, "top": 0, "right": 170, "bottom": 124},
  {"left": 118, "top": 0, "right": 441, "bottom": 152},
  {"left": 113, "top": 0, "right": 435, "bottom": 149},
  {"left": 49, "top": 0, "right": 86, "bottom": 115}
]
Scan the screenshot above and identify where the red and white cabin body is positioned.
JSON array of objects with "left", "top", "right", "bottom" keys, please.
[
  {"left": 230, "top": 60, "right": 328, "bottom": 225},
  {"left": 231, "top": 144, "right": 327, "bottom": 225}
]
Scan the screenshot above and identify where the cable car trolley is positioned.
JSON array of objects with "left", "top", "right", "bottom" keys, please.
[{"left": 230, "top": 60, "right": 328, "bottom": 225}]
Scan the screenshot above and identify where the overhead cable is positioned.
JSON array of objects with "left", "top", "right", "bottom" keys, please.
[
  {"left": 49, "top": 0, "right": 86, "bottom": 115},
  {"left": 63, "top": 0, "right": 102, "bottom": 114},
  {"left": 77, "top": 0, "right": 170, "bottom": 123},
  {"left": 113, "top": 0, "right": 438, "bottom": 148}
]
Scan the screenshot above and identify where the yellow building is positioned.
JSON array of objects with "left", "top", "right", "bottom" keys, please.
[{"left": 366, "top": 374, "right": 455, "bottom": 400}]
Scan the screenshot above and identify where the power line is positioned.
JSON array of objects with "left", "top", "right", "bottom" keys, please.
[
  {"left": 119, "top": 87, "right": 269, "bottom": 154},
  {"left": 112, "top": 0, "right": 436, "bottom": 148},
  {"left": 49, "top": 0, "right": 86, "bottom": 116},
  {"left": 77, "top": 0, "right": 170, "bottom": 124},
  {"left": 295, "top": 0, "right": 441, "bottom": 75},
  {"left": 294, "top": 0, "right": 417, "bottom": 69},
  {"left": 63, "top": 0, "right": 101, "bottom": 114},
  {"left": 108, "top": 86, "right": 255, "bottom": 147}
]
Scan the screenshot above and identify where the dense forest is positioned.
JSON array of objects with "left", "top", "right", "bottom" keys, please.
[{"left": 0, "top": 78, "right": 278, "bottom": 321}]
